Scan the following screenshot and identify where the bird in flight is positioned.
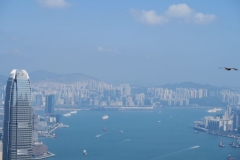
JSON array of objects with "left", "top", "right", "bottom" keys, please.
[{"left": 219, "top": 67, "right": 238, "bottom": 71}]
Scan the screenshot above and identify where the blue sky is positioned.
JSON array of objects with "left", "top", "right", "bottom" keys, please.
[{"left": 0, "top": 0, "right": 240, "bottom": 86}]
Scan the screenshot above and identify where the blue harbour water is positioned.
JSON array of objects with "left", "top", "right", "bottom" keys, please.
[{"left": 41, "top": 108, "right": 240, "bottom": 160}]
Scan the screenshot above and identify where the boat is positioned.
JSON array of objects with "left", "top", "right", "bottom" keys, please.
[
  {"left": 58, "top": 123, "right": 69, "bottom": 128},
  {"left": 227, "top": 154, "right": 235, "bottom": 160},
  {"left": 207, "top": 108, "right": 222, "bottom": 113},
  {"left": 120, "top": 130, "right": 123, "bottom": 133},
  {"left": 102, "top": 115, "right": 108, "bottom": 120},
  {"left": 103, "top": 127, "right": 107, "bottom": 132},
  {"left": 83, "top": 150, "right": 87, "bottom": 155},
  {"left": 157, "top": 121, "right": 161, "bottom": 123},
  {"left": 70, "top": 110, "right": 77, "bottom": 114},
  {"left": 194, "top": 130, "right": 199, "bottom": 134},
  {"left": 53, "top": 134, "right": 57, "bottom": 138},
  {"left": 231, "top": 142, "right": 239, "bottom": 148},
  {"left": 219, "top": 140, "right": 225, "bottom": 147},
  {"left": 63, "top": 113, "right": 71, "bottom": 117}
]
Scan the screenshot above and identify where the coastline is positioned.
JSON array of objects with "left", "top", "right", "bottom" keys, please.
[{"left": 32, "top": 152, "right": 55, "bottom": 160}]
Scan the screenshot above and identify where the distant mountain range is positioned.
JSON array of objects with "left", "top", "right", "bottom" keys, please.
[
  {"left": 0, "top": 71, "right": 228, "bottom": 91},
  {"left": 131, "top": 82, "right": 226, "bottom": 94},
  {"left": 159, "top": 82, "right": 226, "bottom": 90}
]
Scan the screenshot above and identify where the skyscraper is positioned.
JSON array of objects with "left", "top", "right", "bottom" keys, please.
[
  {"left": 45, "top": 94, "right": 55, "bottom": 115},
  {"left": 3, "top": 69, "right": 32, "bottom": 160}
]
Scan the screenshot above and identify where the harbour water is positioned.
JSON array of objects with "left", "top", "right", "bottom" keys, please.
[{"left": 41, "top": 107, "right": 240, "bottom": 160}]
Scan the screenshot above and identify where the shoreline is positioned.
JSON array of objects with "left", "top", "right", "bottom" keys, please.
[
  {"left": 30, "top": 106, "right": 228, "bottom": 111},
  {"left": 32, "top": 152, "right": 55, "bottom": 159}
]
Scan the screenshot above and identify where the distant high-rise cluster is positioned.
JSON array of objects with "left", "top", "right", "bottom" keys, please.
[
  {"left": 11, "top": 80, "right": 236, "bottom": 107},
  {"left": 1, "top": 79, "right": 240, "bottom": 107},
  {"left": 195, "top": 106, "right": 240, "bottom": 134}
]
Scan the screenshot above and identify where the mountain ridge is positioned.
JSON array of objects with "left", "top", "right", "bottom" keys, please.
[{"left": 0, "top": 71, "right": 230, "bottom": 90}]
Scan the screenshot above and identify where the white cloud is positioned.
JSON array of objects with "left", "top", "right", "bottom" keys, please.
[
  {"left": 166, "top": 3, "right": 193, "bottom": 18},
  {"left": 36, "top": 0, "right": 70, "bottom": 8},
  {"left": 131, "top": 3, "right": 216, "bottom": 25},
  {"left": 194, "top": 12, "right": 217, "bottom": 24},
  {"left": 97, "top": 46, "right": 121, "bottom": 55},
  {"left": 130, "top": 9, "right": 167, "bottom": 25}
]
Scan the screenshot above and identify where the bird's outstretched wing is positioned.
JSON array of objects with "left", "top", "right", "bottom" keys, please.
[{"left": 219, "top": 67, "right": 238, "bottom": 71}]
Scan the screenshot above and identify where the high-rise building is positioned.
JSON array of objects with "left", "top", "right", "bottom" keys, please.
[
  {"left": 35, "top": 94, "right": 43, "bottom": 106},
  {"left": 3, "top": 69, "right": 32, "bottom": 160},
  {"left": 45, "top": 94, "right": 55, "bottom": 115}
]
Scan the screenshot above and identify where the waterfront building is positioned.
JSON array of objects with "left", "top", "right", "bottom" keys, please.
[
  {"left": 32, "top": 142, "right": 48, "bottom": 158},
  {"left": 3, "top": 69, "right": 32, "bottom": 160},
  {"left": 233, "top": 113, "right": 240, "bottom": 132},
  {"left": 45, "top": 94, "right": 55, "bottom": 115},
  {"left": 208, "top": 119, "right": 220, "bottom": 131}
]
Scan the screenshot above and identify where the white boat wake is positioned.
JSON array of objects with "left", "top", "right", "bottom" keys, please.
[
  {"left": 95, "top": 133, "right": 105, "bottom": 138},
  {"left": 123, "top": 139, "right": 131, "bottom": 142},
  {"left": 118, "top": 139, "right": 131, "bottom": 143},
  {"left": 150, "top": 146, "right": 200, "bottom": 159},
  {"left": 190, "top": 146, "right": 200, "bottom": 149}
]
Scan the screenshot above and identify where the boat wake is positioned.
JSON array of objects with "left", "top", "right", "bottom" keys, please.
[
  {"left": 150, "top": 146, "right": 200, "bottom": 160},
  {"left": 118, "top": 139, "right": 131, "bottom": 143},
  {"left": 95, "top": 133, "right": 105, "bottom": 138},
  {"left": 190, "top": 146, "right": 200, "bottom": 149},
  {"left": 123, "top": 139, "right": 131, "bottom": 142}
]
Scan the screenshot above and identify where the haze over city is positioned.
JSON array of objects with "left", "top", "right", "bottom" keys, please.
[
  {"left": 0, "top": 0, "right": 240, "bottom": 86},
  {"left": 1, "top": 1, "right": 240, "bottom": 159}
]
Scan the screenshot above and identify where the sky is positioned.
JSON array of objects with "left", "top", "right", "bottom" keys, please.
[{"left": 0, "top": 0, "right": 240, "bottom": 87}]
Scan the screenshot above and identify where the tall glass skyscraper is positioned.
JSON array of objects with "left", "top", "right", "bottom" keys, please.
[
  {"left": 45, "top": 94, "right": 55, "bottom": 115},
  {"left": 3, "top": 69, "right": 32, "bottom": 160}
]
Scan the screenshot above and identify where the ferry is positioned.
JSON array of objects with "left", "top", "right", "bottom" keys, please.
[
  {"left": 219, "top": 140, "right": 225, "bottom": 147},
  {"left": 102, "top": 115, "right": 109, "bottom": 120},
  {"left": 207, "top": 108, "right": 222, "bottom": 113},
  {"left": 70, "top": 110, "right": 77, "bottom": 114},
  {"left": 63, "top": 113, "right": 71, "bottom": 117}
]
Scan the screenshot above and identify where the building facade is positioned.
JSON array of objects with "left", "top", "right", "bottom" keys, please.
[
  {"left": 45, "top": 95, "right": 55, "bottom": 115},
  {"left": 3, "top": 70, "right": 32, "bottom": 160}
]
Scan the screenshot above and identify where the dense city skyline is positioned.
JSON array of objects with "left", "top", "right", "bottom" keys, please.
[{"left": 1, "top": 0, "right": 240, "bottom": 87}]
